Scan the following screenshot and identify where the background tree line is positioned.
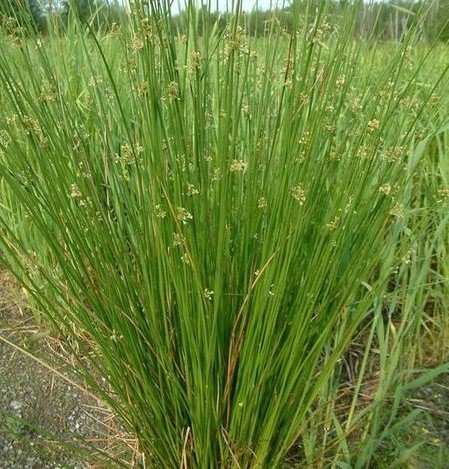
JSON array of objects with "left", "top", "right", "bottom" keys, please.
[
  {"left": 1, "top": 0, "right": 449, "bottom": 42},
  {"left": 0, "top": 0, "right": 124, "bottom": 33}
]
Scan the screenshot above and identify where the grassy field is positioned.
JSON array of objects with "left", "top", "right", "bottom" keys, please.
[{"left": 0, "top": 1, "right": 449, "bottom": 467}]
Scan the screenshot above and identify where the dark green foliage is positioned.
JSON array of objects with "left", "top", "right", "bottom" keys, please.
[
  {"left": 60, "top": 0, "right": 125, "bottom": 31},
  {"left": 426, "top": 0, "right": 449, "bottom": 42},
  {"left": 0, "top": 0, "right": 44, "bottom": 34},
  {"left": 64, "top": 0, "right": 121, "bottom": 31}
]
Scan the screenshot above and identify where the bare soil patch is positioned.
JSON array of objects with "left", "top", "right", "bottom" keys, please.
[{"left": 0, "top": 269, "right": 128, "bottom": 468}]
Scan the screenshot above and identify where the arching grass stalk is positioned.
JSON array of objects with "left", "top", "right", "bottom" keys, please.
[{"left": 0, "top": 0, "right": 447, "bottom": 466}]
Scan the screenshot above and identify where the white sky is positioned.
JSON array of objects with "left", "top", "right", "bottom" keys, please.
[
  {"left": 122, "top": 0, "right": 383, "bottom": 15},
  {"left": 121, "top": 0, "right": 290, "bottom": 14},
  {"left": 185, "top": 0, "right": 288, "bottom": 12}
]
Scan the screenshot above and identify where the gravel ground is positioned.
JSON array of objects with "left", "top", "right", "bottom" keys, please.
[{"left": 0, "top": 270, "right": 126, "bottom": 468}]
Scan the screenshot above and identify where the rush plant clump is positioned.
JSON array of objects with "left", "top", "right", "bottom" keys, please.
[{"left": 0, "top": 0, "right": 448, "bottom": 466}]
